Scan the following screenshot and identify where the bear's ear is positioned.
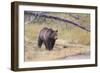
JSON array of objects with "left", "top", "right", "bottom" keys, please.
[{"left": 55, "top": 30, "right": 58, "bottom": 32}]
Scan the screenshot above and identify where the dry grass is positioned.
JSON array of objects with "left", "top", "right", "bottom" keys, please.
[
  {"left": 24, "top": 24, "right": 90, "bottom": 61},
  {"left": 25, "top": 24, "right": 90, "bottom": 45}
]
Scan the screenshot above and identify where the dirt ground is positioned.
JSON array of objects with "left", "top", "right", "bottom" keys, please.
[{"left": 24, "top": 39, "right": 90, "bottom": 61}]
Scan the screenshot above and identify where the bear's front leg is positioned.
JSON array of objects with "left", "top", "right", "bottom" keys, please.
[
  {"left": 50, "top": 40, "right": 55, "bottom": 50},
  {"left": 44, "top": 41, "right": 49, "bottom": 50},
  {"left": 44, "top": 40, "right": 52, "bottom": 51}
]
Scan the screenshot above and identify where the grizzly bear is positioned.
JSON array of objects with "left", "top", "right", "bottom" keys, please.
[{"left": 38, "top": 27, "right": 58, "bottom": 50}]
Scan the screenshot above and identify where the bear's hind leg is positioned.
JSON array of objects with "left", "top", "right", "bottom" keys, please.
[{"left": 38, "top": 38, "right": 43, "bottom": 48}]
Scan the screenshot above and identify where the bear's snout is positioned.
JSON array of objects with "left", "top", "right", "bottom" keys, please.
[{"left": 55, "top": 35, "right": 58, "bottom": 40}]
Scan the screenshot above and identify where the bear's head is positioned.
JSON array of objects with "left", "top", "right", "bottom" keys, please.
[{"left": 50, "top": 30, "right": 58, "bottom": 40}]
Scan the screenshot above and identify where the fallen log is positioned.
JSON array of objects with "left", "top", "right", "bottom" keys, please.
[{"left": 25, "top": 12, "right": 90, "bottom": 32}]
